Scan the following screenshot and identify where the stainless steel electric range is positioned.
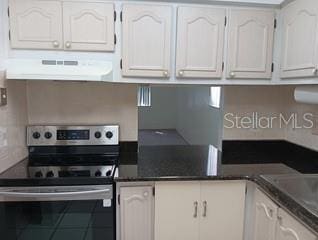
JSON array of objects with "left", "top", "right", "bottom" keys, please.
[
  {"left": 27, "top": 125, "right": 119, "bottom": 179},
  {"left": 0, "top": 125, "right": 119, "bottom": 240}
]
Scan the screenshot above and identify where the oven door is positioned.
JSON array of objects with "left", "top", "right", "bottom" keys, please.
[{"left": 0, "top": 185, "right": 114, "bottom": 240}]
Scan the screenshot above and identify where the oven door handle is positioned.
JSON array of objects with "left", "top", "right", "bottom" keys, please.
[{"left": 0, "top": 186, "right": 112, "bottom": 201}]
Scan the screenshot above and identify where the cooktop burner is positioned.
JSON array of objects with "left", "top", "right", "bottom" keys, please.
[{"left": 27, "top": 125, "right": 119, "bottom": 179}]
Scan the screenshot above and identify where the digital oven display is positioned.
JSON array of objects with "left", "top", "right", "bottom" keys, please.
[{"left": 57, "top": 130, "right": 90, "bottom": 140}]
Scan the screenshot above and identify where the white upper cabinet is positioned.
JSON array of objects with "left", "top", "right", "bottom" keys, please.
[
  {"left": 280, "top": 0, "right": 318, "bottom": 79},
  {"left": 175, "top": 6, "right": 226, "bottom": 79},
  {"left": 227, "top": 9, "right": 275, "bottom": 79},
  {"left": 275, "top": 208, "right": 316, "bottom": 240},
  {"left": 119, "top": 186, "right": 154, "bottom": 240},
  {"left": 9, "top": 0, "right": 63, "bottom": 50},
  {"left": 9, "top": 0, "right": 115, "bottom": 52},
  {"left": 121, "top": 4, "right": 172, "bottom": 78},
  {"left": 63, "top": 2, "right": 115, "bottom": 52},
  {"left": 253, "top": 189, "right": 278, "bottom": 240}
]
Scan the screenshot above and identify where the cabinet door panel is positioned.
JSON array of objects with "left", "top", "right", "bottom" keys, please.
[
  {"left": 120, "top": 186, "right": 154, "bottom": 240},
  {"left": 281, "top": 0, "right": 318, "bottom": 78},
  {"left": 253, "top": 189, "right": 278, "bottom": 240},
  {"left": 276, "top": 209, "right": 316, "bottom": 240},
  {"left": 155, "top": 181, "right": 200, "bottom": 240},
  {"left": 227, "top": 9, "right": 275, "bottom": 79},
  {"left": 122, "top": 4, "right": 172, "bottom": 77},
  {"left": 176, "top": 7, "right": 226, "bottom": 78},
  {"left": 200, "top": 181, "right": 246, "bottom": 240},
  {"left": 63, "top": 2, "right": 114, "bottom": 51},
  {"left": 9, "top": 0, "right": 63, "bottom": 50}
]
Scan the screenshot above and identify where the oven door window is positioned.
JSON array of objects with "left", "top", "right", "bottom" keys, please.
[{"left": 0, "top": 200, "right": 114, "bottom": 240}]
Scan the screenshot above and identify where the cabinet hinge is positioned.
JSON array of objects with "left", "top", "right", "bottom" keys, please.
[
  {"left": 222, "top": 62, "right": 224, "bottom": 72},
  {"left": 120, "top": 11, "right": 123, "bottom": 22},
  {"left": 224, "top": 16, "right": 227, "bottom": 26},
  {"left": 152, "top": 187, "right": 155, "bottom": 196},
  {"left": 114, "top": 34, "right": 117, "bottom": 45},
  {"left": 271, "top": 63, "right": 274, "bottom": 72},
  {"left": 120, "top": 59, "right": 122, "bottom": 69},
  {"left": 117, "top": 194, "right": 120, "bottom": 205},
  {"left": 274, "top": 19, "right": 277, "bottom": 29},
  {"left": 114, "top": 11, "right": 117, "bottom": 22},
  {"left": 7, "top": 7, "right": 10, "bottom": 17}
]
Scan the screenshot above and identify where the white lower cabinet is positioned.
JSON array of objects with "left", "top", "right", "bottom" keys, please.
[
  {"left": 154, "top": 181, "right": 246, "bottom": 240},
  {"left": 253, "top": 189, "right": 278, "bottom": 240},
  {"left": 253, "top": 189, "right": 317, "bottom": 240},
  {"left": 118, "top": 186, "right": 154, "bottom": 240},
  {"left": 276, "top": 209, "right": 316, "bottom": 240}
]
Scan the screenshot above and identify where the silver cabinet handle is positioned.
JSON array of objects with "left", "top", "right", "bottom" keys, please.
[
  {"left": 202, "top": 201, "right": 207, "bottom": 217},
  {"left": 193, "top": 201, "right": 198, "bottom": 218},
  {"left": 313, "top": 68, "right": 318, "bottom": 75},
  {"left": 163, "top": 70, "right": 169, "bottom": 77},
  {"left": 65, "top": 41, "right": 72, "bottom": 49},
  {"left": 52, "top": 40, "right": 60, "bottom": 48},
  {"left": 178, "top": 70, "right": 184, "bottom": 77},
  {"left": 230, "top": 71, "right": 235, "bottom": 78}
]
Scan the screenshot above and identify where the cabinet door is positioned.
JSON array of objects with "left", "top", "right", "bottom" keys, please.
[
  {"left": 280, "top": 0, "right": 318, "bottom": 78},
  {"left": 200, "top": 181, "right": 246, "bottom": 240},
  {"left": 276, "top": 208, "right": 316, "bottom": 240},
  {"left": 176, "top": 7, "right": 226, "bottom": 78},
  {"left": 63, "top": 2, "right": 115, "bottom": 52},
  {"left": 119, "top": 186, "right": 154, "bottom": 240},
  {"left": 155, "top": 181, "right": 200, "bottom": 240},
  {"left": 122, "top": 4, "right": 172, "bottom": 78},
  {"left": 253, "top": 189, "right": 278, "bottom": 240},
  {"left": 227, "top": 9, "right": 275, "bottom": 79},
  {"left": 9, "top": 0, "right": 63, "bottom": 50}
]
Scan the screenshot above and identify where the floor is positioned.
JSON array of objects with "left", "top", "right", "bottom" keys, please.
[{"left": 138, "top": 129, "right": 189, "bottom": 146}]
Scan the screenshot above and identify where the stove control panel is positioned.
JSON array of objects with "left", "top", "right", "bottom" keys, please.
[
  {"left": 27, "top": 125, "right": 119, "bottom": 146},
  {"left": 29, "top": 165, "right": 115, "bottom": 178}
]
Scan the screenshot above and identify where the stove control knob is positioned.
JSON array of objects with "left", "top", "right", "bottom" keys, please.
[
  {"left": 106, "top": 170, "right": 112, "bottom": 176},
  {"left": 44, "top": 132, "right": 52, "bottom": 139},
  {"left": 32, "top": 132, "right": 41, "bottom": 139},
  {"left": 46, "top": 171, "right": 54, "bottom": 178},
  {"left": 105, "top": 131, "right": 113, "bottom": 139},
  {"left": 35, "top": 171, "right": 43, "bottom": 178},
  {"left": 94, "top": 131, "right": 102, "bottom": 139},
  {"left": 95, "top": 171, "right": 102, "bottom": 177}
]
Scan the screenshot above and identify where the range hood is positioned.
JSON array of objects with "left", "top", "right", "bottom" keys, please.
[{"left": 5, "top": 59, "right": 113, "bottom": 81}]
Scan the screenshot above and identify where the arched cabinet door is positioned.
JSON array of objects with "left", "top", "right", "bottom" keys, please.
[
  {"left": 253, "top": 189, "right": 278, "bottom": 240},
  {"left": 9, "top": 0, "right": 63, "bottom": 50},
  {"left": 280, "top": 0, "right": 318, "bottom": 79},
  {"left": 121, "top": 4, "right": 172, "bottom": 78},
  {"left": 62, "top": 2, "right": 115, "bottom": 52},
  {"left": 176, "top": 6, "right": 226, "bottom": 79},
  {"left": 227, "top": 9, "right": 275, "bottom": 79},
  {"left": 119, "top": 186, "right": 154, "bottom": 240},
  {"left": 275, "top": 209, "right": 316, "bottom": 240}
]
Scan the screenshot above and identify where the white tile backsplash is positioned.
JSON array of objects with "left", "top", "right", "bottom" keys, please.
[{"left": 0, "top": 79, "right": 28, "bottom": 173}]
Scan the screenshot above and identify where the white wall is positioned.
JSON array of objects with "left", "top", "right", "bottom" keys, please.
[
  {"left": 223, "top": 86, "right": 318, "bottom": 151},
  {"left": 27, "top": 81, "right": 138, "bottom": 141},
  {"left": 139, "top": 87, "right": 177, "bottom": 129},
  {"left": 0, "top": 78, "right": 28, "bottom": 173}
]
